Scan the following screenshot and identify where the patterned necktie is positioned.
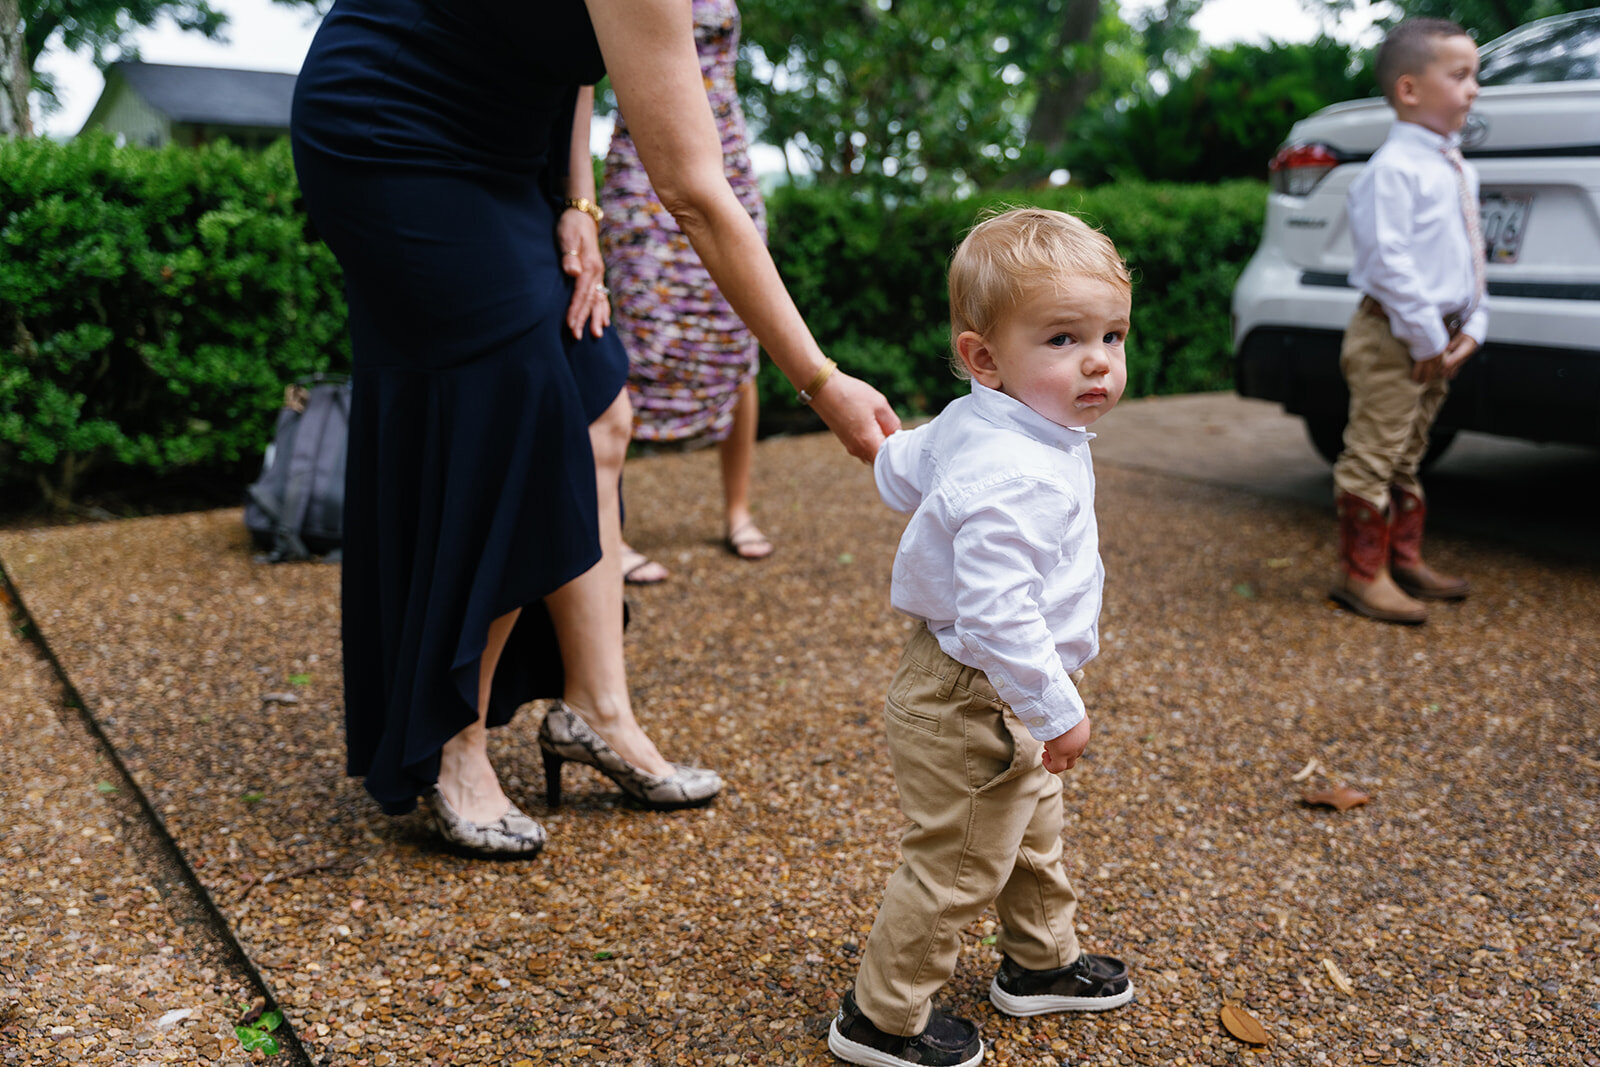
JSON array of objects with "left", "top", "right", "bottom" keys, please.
[{"left": 1444, "top": 144, "right": 1487, "bottom": 317}]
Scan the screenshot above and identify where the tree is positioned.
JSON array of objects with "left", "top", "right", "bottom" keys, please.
[
  {"left": 1067, "top": 36, "right": 1370, "bottom": 185},
  {"left": 1301, "top": 0, "right": 1595, "bottom": 42},
  {"left": 1011, "top": 0, "right": 1205, "bottom": 184},
  {"left": 737, "top": 0, "right": 1039, "bottom": 195},
  {"left": 7, "top": 0, "right": 234, "bottom": 135},
  {"left": 1009, "top": 0, "right": 1119, "bottom": 183},
  {"left": 736, "top": 0, "right": 1206, "bottom": 196},
  {"left": 2, "top": 0, "right": 30, "bottom": 136}
]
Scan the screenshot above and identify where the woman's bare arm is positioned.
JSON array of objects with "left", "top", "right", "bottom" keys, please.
[
  {"left": 583, "top": 0, "right": 899, "bottom": 461},
  {"left": 558, "top": 85, "right": 610, "bottom": 338}
]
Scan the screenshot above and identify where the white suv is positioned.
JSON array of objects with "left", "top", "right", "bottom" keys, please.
[{"left": 1231, "top": 10, "right": 1600, "bottom": 463}]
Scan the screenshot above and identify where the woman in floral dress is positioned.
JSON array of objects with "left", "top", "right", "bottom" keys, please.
[{"left": 599, "top": 0, "right": 771, "bottom": 582}]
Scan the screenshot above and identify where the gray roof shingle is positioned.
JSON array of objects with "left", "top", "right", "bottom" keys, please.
[{"left": 114, "top": 61, "right": 297, "bottom": 127}]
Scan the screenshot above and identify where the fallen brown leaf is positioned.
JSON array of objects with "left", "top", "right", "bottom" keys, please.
[
  {"left": 236, "top": 996, "right": 267, "bottom": 1025},
  {"left": 1303, "top": 785, "right": 1369, "bottom": 811},
  {"left": 1220, "top": 1002, "right": 1271, "bottom": 1045},
  {"left": 1321, "top": 957, "right": 1356, "bottom": 995}
]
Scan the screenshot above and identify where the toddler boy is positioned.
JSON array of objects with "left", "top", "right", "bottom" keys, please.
[
  {"left": 1333, "top": 18, "right": 1485, "bottom": 623},
  {"left": 828, "top": 208, "right": 1133, "bottom": 1067}
]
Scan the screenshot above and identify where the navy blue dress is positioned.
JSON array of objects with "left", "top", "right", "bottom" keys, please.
[{"left": 291, "top": 0, "right": 628, "bottom": 815}]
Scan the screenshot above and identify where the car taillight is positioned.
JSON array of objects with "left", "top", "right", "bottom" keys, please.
[{"left": 1269, "top": 143, "right": 1342, "bottom": 196}]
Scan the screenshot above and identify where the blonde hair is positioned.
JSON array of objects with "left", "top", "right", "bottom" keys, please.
[{"left": 947, "top": 207, "right": 1131, "bottom": 380}]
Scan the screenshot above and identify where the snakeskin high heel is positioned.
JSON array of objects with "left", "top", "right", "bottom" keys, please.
[
  {"left": 538, "top": 700, "right": 723, "bottom": 811},
  {"left": 424, "top": 787, "right": 546, "bottom": 859}
]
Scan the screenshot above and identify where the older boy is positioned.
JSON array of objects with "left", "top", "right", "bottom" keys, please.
[
  {"left": 1333, "top": 18, "right": 1485, "bottom": 623},
  {"left": 828, "top": 209, "right": 1133, "bottom": 1067}
]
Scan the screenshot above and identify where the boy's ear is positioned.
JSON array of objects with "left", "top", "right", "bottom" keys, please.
[
  {"left": 1393, "top": 71, "right": 1420, "bottom": 109},
  {"left": 956, "top": 330, "right": 1003, "bottom": 390}
]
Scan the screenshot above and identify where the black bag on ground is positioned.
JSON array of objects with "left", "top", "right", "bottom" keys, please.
[{"left": 244, "top": 375, "right": 351, "bottom": 562}]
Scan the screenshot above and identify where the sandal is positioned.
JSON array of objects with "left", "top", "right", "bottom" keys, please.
[
  {"left": 725, "top": 520, "right": 774, "bottom": 561},
  {"left": 620, "top": 545, "right": 669, "bottom": 585}
]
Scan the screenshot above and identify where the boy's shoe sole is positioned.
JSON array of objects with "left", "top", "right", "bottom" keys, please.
[
  {"left": 988, "top": 976, "right": 1135, "bottom": 1017},
  {"left": 827, "top": 1019, "right": 984, "bottom": 1067}
]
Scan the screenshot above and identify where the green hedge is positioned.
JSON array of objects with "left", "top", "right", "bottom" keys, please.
[
  {"left": 1, "top": 133, "right": 1264, "bottom": 506},
  {"left": 0, "top": 135, "right": 348, "bottom": 505},
  {"left": 758, "top": 180, "right": 1267, "bottom": 419}
]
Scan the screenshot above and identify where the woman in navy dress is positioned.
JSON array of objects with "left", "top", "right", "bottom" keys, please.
[{"left": 291, "top": 0, "right": 898, "bottom": 856}]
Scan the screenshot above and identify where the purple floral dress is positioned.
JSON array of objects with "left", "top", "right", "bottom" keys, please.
[{"left": 599, "top": 0, "right": 767, "bottom": 444}]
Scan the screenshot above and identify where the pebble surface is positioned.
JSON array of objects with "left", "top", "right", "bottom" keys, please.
[
  {"left": 1, "top": 422, "right": 1595, "bottom": 1065},
  {"left": 0, "top": 589, "right": 264, "bottom": 1063}
]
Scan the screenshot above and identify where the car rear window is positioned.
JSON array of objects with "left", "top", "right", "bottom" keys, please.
[{"left": 1478, "top": 11, "right": 1600, "bottom": 86}]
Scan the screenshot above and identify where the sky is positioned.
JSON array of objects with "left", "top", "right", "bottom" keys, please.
[{"left": 32, "top": 0, "right": 1389, "bottom": 141}]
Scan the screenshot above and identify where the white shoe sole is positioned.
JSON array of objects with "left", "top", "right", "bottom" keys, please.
[
  {"left": 827, "top": 1018, "right": 984, "bottom": 1067},
  {"left": 987, "top": 976, "right": 1135, "bottom": 1017}
]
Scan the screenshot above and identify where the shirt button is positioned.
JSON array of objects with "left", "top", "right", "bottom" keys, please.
[{"left": 1028, "top": 716, "right": 1045, "bottom": 727}]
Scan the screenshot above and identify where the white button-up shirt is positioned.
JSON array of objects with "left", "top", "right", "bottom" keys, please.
[
  {"left": 1347, "top": 120, "right": 1489, "bottom": 360},
  {"left": 874, "top": 381, "right": 1102, "bottom": 741}
]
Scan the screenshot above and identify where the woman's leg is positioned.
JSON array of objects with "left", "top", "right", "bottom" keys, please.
[
  {"left": 719, "top": 378, "right": 772, "bottom": 558},
  {"left": 435, "top": 607, "right": 522, "bottom": 823},
  {"left": 545, "top": 389, "right": 674, "bottom": 775}
]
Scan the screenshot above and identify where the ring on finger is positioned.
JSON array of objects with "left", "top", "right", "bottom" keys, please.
[
  {"left": 564, "top": 249, "right": 579, "bottom": 257},
  {"left": 595, "top": 283, "right": 610, "bottom": 295}
]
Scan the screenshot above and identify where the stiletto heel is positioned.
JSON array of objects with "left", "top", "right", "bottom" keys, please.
[
  {"left": 543, "top": 748, "right": 565, "bottom": 809},
  {"left": 537, "top": 700, "right": 723, "bottom": 810}
]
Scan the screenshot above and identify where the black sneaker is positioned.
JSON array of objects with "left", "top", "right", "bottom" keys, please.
[
  {"left": 828, "top": 991, "right": 984, "bottom": 1067},
  {"left": 988, "top": 953, "right": 1133, "bottom": 1016}
]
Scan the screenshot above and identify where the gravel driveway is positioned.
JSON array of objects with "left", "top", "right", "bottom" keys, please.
[{"left": 1, "top": 394, "right": 1594, "bottom": 1065}]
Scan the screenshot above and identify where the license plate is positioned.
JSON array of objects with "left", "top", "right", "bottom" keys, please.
[{"left": 1480, "top": 193, "right": 1532, "bottom": 264}]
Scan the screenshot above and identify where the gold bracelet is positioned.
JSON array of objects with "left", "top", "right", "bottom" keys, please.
[
  {"left": 797, "top": 358, "right": 837, "bottom": 405},
  {"left": 563, "top": 196, "right": 604, "bottom": 224}
]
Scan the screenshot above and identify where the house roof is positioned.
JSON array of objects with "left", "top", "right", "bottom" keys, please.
[{"left": 109, "top": 61, "right": 297, "bottom": 128}]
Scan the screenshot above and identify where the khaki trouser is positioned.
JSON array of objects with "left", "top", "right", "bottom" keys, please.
[
  {"left": 1331, "top": 304, "right": 1450, "bottom": 509},
  {"left": 852, "top": 624, "right": 1081, "bottom": 1036}
]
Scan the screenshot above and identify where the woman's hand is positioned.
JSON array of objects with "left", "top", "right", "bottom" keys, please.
[
  {"left": 558, "top": 209, "right": 610, "bottom": 339},
  {"left": 807, "top": 370, "right": 901, "bottom": 463}
]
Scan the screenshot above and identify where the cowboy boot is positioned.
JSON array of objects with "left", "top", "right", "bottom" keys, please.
[
  {"left": 1389, "top": 487, "right": 1470, "bottom": 600},
  {"left": 1330, "top": 492, "right": 1427, "bottom": 624}
]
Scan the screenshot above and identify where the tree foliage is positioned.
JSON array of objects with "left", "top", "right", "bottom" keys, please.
[
  {"left": 736, "top": 0, "right": 1162, "bottom": 195},
  {"left": 1303, "top": 0, "right": 1595, "bottom": 42},
  {"left": 1069, "top": 36, "right": 1370, "bottom": 185},
  {"left": 20, "top": 0, "right": 227, "bottom": 111},
  {"left": 736, "top": 0, "right": 1583, "bottom": 192}
]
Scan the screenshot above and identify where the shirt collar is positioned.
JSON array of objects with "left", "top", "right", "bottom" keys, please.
[
  {"left": 1390, "top": 120, "right": 1461, "bottom": 153},
  {"left": 968, "top": 379, "right": 1096, "bottom": 448}
]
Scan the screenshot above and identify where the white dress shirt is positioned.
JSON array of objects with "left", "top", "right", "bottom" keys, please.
[
  {"left": 1347, "top": 120, "right": 1490, "bottom": 359},
  {"left": 874, "top": 381, "right": 1102, "bottom": 741}
]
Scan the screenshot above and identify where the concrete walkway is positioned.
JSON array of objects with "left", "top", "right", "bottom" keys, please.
[{"left": 1089, "top": 393, "right": 1599, "bottom": 561}]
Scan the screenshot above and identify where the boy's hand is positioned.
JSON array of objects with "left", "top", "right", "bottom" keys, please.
[
  {"left": 1411, "top": 334, "right": 1478, "bottom": 384},
  {"left": 1410, "top": 352, "right": 1448, "bottom": 384},
  {"left": 1440, "top": 333, "right": 1478, "bottom": 378},
  {"left": 1042, "top": 717, "right": 1090, "bottom": 774}
]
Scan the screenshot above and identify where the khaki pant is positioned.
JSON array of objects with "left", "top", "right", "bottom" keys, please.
[
  {"left": 1331, "top": 306, "right": 1450, "bottom": 509},
  {"left": 852, "top": 624, "right": 1081, "bottom": 1036}
]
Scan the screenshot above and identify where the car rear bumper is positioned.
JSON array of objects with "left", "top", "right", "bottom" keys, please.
[{"left": 1233, "top": 244, "right": 1600, "bottom": 350}]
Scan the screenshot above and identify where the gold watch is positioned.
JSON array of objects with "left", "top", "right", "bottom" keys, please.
[{"left": 563, "top": 196, "right": 604, "bottom": 224}]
